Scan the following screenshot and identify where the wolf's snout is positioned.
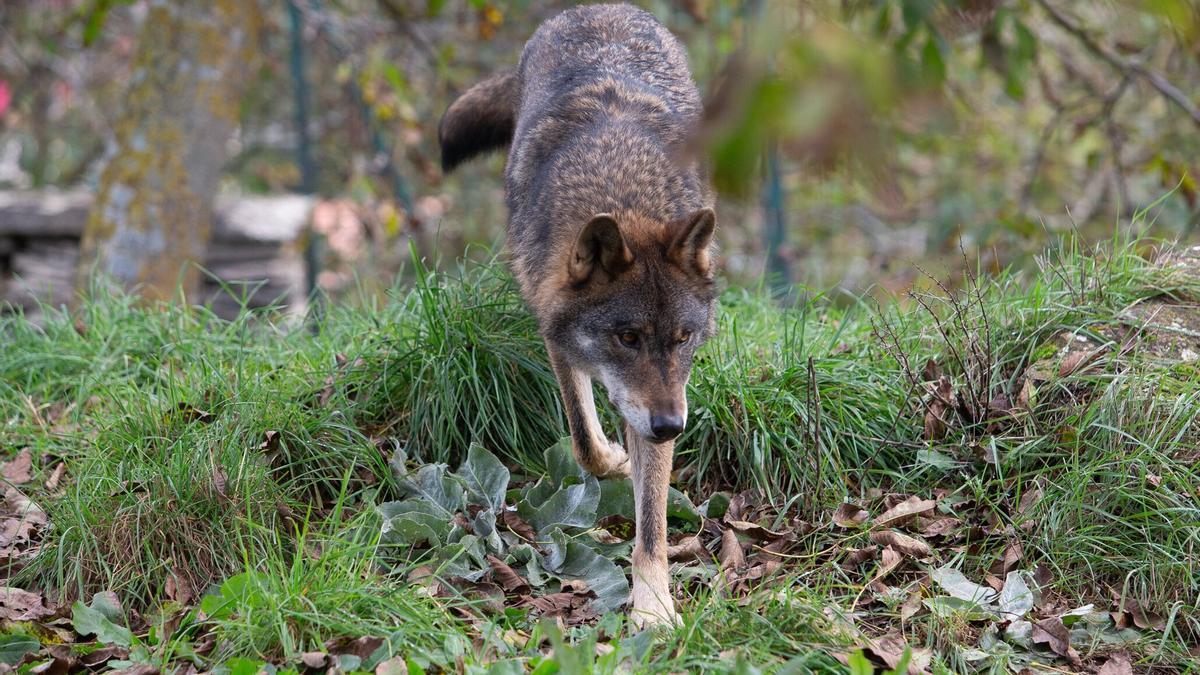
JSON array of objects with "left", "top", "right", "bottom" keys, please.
[{"left": 649, "top": 413, "right": 685, "bottom": 442}]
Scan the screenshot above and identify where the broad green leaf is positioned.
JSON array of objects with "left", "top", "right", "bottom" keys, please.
[
  {"left": 922, "top": 596, "right": 997, "bottom": 622},
  {"left": 396, "top": 464, "right": 465, "bottom": 518},
  {"left": 620, "top": 629, "right": 655, "bottom": 662},
  {"left": 438, "top": 534, "right": 489, "bottom": 581},
  {"left": 389, "top": 446, "right": 408, "bottom": 479},
  {"left": 700, "top": 491, "right": 732, "bottom": 519},
  {"left": 1059, "top": 603, "right": 1097, "bottom": 625},
  {"left": 508, "top": 543, "right": 549, "bottom": 588},
  {"left": 998, "top": 571, "right": 1034, "bottom": 618},
  {"left": 0, "top": 634, "right": 39, "bottom": 665},
  {"left": 1004, "top": 619, "right": 1033, "bottom": 648},
  {"left": 225, "top": 657, "right": 268, "bottom": 675},
  {"left": 89, "top": 591, "right": 125, "bottom": 623},
  {"left": 380, "top": 499, "right": 455, "bottom": 546},
  {"left": 520, "top": 476, "right": 557, "bottom": 510},
  {"left": 486, "top": 660, "right": 525, "bottom": 675},
  {"left": 524, "top": 476, "right": 600, "bottom": 533},
  {"left": 544, "top": 437, "right": 587, "bottom": 486},
  {"left": 597, "top": 478, "right": 634, "bottom": 519},
  {"left": 667, "top": 487, "right": 701, "bottom": 524},
  {"left": 382, "top": 513, "right": 444, "bottom": 547},
  {"left": 542, "top": 529, "right": 629, "bottom": 613},
  {"left": 916, "top": 448, "right": 961, "bottom": 470},
  {"left": 931, "top": 566, "right": 998, "bottom": 604},
  {"left": 846, "top": 650, "right": 874, "bottom": 675},
  {"left": 472, "top": 509, "right": 504, "bottom": 553},
  {"left": 72, "top": 600, "right": 133, "bottom": 647},
  {"left": 459, "top": 444, "right": 510, "bottom": 512}
]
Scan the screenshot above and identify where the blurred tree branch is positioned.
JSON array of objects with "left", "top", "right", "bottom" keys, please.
[{"left": 1035, "top": 0, "right": 1200, "bottom": 128}]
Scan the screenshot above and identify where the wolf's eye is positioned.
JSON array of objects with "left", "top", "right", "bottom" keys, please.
[
  {"left": 677, "top": 330, "right": 693, "bottom": 345},
  {"left": 617, "top": 331, "right": 640, "bottom": 349}
]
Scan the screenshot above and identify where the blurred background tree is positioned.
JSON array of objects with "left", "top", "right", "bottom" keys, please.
[
  {"left": 0, "top": 0, "right": 1197, "bottom": 305},
  {"left": 75, "top": 0, "right": 264, "bottom": 301}
]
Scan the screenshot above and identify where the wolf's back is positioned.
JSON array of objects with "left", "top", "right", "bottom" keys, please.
[{"left": 437, "top": 4, "right": 700, "bottom": 174}]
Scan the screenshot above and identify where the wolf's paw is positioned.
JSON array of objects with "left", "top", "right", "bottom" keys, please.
[
  {"left": 630, "top": 577, "right": 679, "bottom": 629},
  {"left": 592, "top": 441, "right": 631, "bottom": 478}
]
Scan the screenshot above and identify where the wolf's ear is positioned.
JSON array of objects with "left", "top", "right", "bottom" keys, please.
[
  {"left": 568, "top": 214, "right": 634, "bottom": 285},
  {"left": 669, "top": 207, "right": 716, "bottom": 277}
]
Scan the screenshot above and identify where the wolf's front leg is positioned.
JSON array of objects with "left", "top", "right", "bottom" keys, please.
[
  {"left": 628, "top": 429, "right": 678, "bottom": 627},
  {"left": 548, "top": 347, "right": 631, "bottom": 478}
]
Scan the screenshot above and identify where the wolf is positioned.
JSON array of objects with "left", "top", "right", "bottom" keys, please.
[{"left": 438, "top": 3, "right": 716, "bottom": 626}]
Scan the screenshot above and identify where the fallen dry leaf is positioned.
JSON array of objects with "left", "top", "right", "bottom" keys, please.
[
  {"left": 919, "top": 517, "right": 960, "bottom": 538},
  {"left": 212, "top": 467, "right": 229, "bottom": 499},
  {"left": 41, "top": 647, "right": 77, "bottom": 675},
  {"left": 1128, "top": 599, "right": 1166, "bottom": 631},
  {"left": 2, "top": 449, "right": 33, "bottom": 484},
  {"left": 718, "top": 527, "right": 746, "bottom": 570},
  {"left": 841, "top": 547, "right": 878, "bottom": 569},
  {"left": 329, "top": 635, "right": 386, "bottom": 661},
  {"left": 832, "top": 502, "right": 868, "bottom": 528},
  {"left": 874, "top": 496, "right": 935, "bottom": 529},
  {"left": 923, "top": 376, "right": 956, "bottom": 441},
  {"left": 301, "top": 652, "right": 329, "bottom": 669},
  {"left": 900, "top": 588, "right": 924, "bottom": 622},
  {"left": 524, "top": 590, "right": 598, "bottom": 624},
  {"left": 44, "top": 462, "right": 66, "bottom": 492},
  {"left": 457, "top": 580, "right": 506, "bottom": 614},
  {"left": 984, "top": 574, "right": 1004, "bottom": 593},
  {"left": 1015, "top": 378, "right": 1034, "bottom": 409},
  {"left": 724, "top": 518, "right": 786, "bottom": 541},
  {"left": 1, "top": 485, "right": 48, "bottom": 561},
  {"left": 666, "top": 535, "right": 707, "bottom": 562},
  {"left": 1058, "top": 346, "right": 1105, "bottom": 377},
  {"left": 487, "top": 555, "right": 530, "bottom": 595},
  {"left": 871, "top": 546, "right": 903, "bottom": 585},
  {"left": 864, "top": 633, "right": 931, "bottom": 674},
  {"left": 164, "top": 571, "right": 194, "bottom": 606},
  {"left": 501, "top": 510, "right": 537, "bottom": 542},
  {"left": 989, "top": 539, "right": 1024, "bottom": 576},
  {"left": 78, "top": 646, "right": 129, "bottom": 669},
  {"left": 0, "top": 586, "right": 54, "bottom": 621},
  {"left": 1031, "top": 617, "right": 1081, "bottom": 666},
  {"left": 1097, "top": 651, "right": 1133, "bottom": 675},
  {"left": 1017, "top": 484, "right": 1043, "bottom": 515},
  {"left": 757, "top": 536, "right": 792, "bottom": 575},
  {"left": 374, "top": 655, "right": 408, "bottom": 675},
  {"left": 869, "top": 530, "right": 934, "bottom": 558},
  {"left": 922, "top": 358, "right": 943, "bottom": 382},
  {"left": 595, "top": 514, "right": 634, "bottom": 541},
  {"left": 259, "top": 430, "right": 282, "bottom": 453}
]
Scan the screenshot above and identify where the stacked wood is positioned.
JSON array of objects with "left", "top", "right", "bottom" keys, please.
[{"left": 0, "top": 190, "right": 311, "bottom": 322}]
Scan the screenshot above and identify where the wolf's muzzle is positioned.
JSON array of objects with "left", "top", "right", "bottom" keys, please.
[{"left": 649, "top": 413, "right": 685, "bottom": 442}]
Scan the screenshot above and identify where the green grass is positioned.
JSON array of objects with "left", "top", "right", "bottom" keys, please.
[{"left": 2, "top": 238, "right": 1198, "bottom": 671}]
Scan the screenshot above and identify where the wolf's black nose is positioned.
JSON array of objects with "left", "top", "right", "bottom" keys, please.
[{"left": 649, "top": 414, "right": 684, "bottom": 442}]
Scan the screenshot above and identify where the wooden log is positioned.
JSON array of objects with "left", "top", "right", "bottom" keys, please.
[{"left": 0, "top": 190, "right": 312, "bottom": 320}]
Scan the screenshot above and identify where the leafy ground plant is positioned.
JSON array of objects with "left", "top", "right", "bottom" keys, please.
[{"left": 378, "top": 440, "right": 701, "bottom": 621}]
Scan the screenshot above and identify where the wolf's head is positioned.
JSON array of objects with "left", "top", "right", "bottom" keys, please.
[{"left": 543, "top": 208, "right": 717, "bottom": 444}]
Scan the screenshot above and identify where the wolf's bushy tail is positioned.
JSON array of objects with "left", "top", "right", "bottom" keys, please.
[{"left": 438, "top": 70, "right": 517, "bottom": 172}]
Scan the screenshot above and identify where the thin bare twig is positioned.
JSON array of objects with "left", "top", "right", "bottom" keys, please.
[{"left": 1034, "top": 0, "right": 1200, "bottom": 128}]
